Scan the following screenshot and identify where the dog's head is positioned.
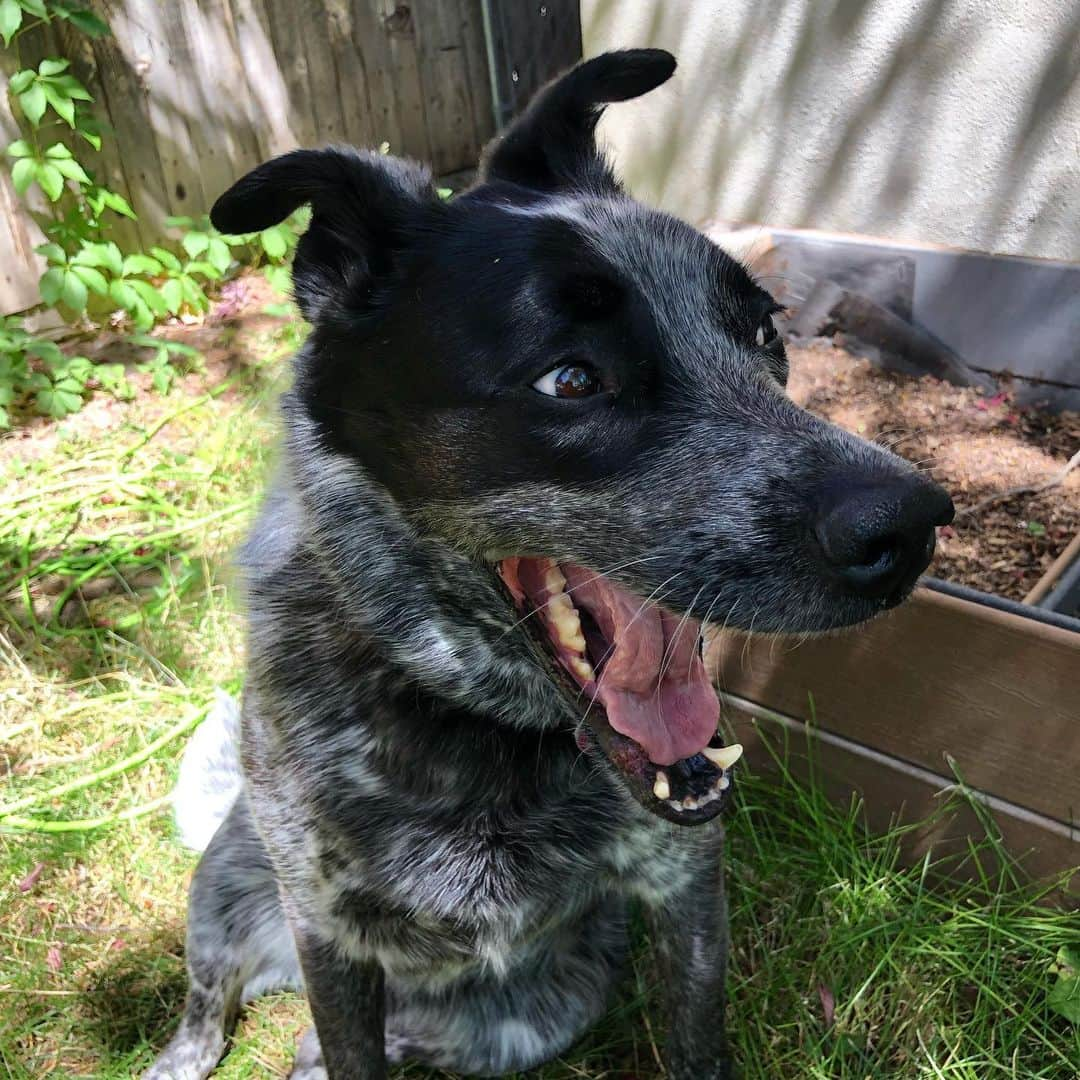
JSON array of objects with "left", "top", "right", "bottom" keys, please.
[{"left": 214, "top": 50, "right": 952, "bottom": 825}]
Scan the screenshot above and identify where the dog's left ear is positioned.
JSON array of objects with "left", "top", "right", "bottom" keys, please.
[
  {"left": 210, "top": 147, "right": 438, "bottom": 320},
  {"left": 481, "top": 48, "right": 675, "bottom": 193}
]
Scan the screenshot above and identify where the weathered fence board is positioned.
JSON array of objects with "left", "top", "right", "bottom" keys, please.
[{"left": 2, "top": 0, "right": 587, "bottom": 315}]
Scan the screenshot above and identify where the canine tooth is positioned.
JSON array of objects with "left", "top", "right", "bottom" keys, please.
[
  {"left": 718, "top": 775, "right": 730, "bottom": 791},
  {"left": 702, "top": 743, "right": 743, "bottom": 771},
  {"left": 653, "top": 771, "right": 671, "bottom": 800}
]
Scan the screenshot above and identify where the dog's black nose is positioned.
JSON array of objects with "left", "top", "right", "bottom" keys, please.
[{"left": 815, "top": 477, "right": 954, "bottom": 601}]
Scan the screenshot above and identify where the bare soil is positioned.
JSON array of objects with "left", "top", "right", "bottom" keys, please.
[{"left": 788, "top": 341, "right": 1080, "bottom": 601}]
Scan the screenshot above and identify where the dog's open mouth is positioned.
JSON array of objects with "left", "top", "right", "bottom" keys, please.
[{"left": 499, "top": 557, "right": 741, "bottom": 825}]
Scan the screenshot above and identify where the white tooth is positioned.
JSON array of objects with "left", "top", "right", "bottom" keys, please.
[
  {"left": 569, "top": 655, "right": 595, "bottom": 682},
  {"left": 702, "top": 743, "right": 744, "bottom": 770},
  {"left": 718, "top": 775, "right": 730, "bottom": 791},
  {"left": 653, "top": 771, "right": 671, "bottom": 800},
  {"left": 546, "top": 592, "right": 586, "bottom": 652},
  {"left": 542, "top": 562, "right": 568, "bottom": 594}
]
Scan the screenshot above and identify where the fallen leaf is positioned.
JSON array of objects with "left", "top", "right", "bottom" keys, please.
[
  {"left": 818, "top": 983, "right": 836, "bottom": 1028},
  {"left": 17, "top": 862, "right": 45, "bottom": 893},
  {"left": 46, "top": 946, "right": 62, "bottom": 973}
]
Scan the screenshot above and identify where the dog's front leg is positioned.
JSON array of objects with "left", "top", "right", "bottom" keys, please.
[
  {"left": 645, "top": 835, "right": 732, "bottom": 1080},
  {"left": 288, "top": 913, "right": 387, "bottom": 1080}
]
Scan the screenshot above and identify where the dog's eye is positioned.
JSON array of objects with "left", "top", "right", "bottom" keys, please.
[
  {"left": 755, "top": 314, "right": 779, "bottom": 347},
  {"left": 533, "top": 364, "right": 603, "bottom": 399}
]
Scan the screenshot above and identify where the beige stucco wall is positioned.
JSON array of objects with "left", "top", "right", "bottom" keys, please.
[{"left": 582, "top": 0, "right": 1080, "bottom": 261}]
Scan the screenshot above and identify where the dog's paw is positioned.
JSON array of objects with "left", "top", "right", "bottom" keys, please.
[{"left": 288, "top": 1028, "right": 328, "bottom": 1080}]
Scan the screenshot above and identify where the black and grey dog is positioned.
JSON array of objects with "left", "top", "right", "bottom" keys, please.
[{"left": 148, "top": 50, "right": 953, "bottom": 1079}]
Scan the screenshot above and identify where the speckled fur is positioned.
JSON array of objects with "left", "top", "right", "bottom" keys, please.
[{"left": 149, "top": 50, "right": 945, "bottom": 1080}]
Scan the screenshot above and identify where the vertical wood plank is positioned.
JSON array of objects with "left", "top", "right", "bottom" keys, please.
[
  {"left": 227, "top": 0, "right": 299, "bottom": 159},
  {"left": 105, "top": 1, "right": 211, "bottom": 222},
  {"left": 457, "top": 0, "right": 497, "bottom": 159},
  {"left": 489, "top": 0, "right": 581, "bottom": 126},
  {"left": 325, "top": 0, "right": 378, "bottom": 149},
  {"left": 371, "top": 0, "right": 430, "bottom": 161},
  {"left": 414, "top": 0, "right": 476, "bottom": 173}
]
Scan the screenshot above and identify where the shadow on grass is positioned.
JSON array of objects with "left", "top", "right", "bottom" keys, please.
[{"left": 77, "top": 929, "right": 188, "bottom": 1062}]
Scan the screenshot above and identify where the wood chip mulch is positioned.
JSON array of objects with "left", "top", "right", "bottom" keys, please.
[{"left": 787, "top": 341, "right": 1080, "bottom": 602}]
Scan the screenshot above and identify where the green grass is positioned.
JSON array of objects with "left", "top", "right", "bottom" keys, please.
[{"left": 1, "top": 307, "right": 1077, "bottom": 1078}]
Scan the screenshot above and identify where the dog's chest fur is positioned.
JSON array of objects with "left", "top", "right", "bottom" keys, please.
[{"left": 249, "top": 683, "right": 709, "bottom": 981}]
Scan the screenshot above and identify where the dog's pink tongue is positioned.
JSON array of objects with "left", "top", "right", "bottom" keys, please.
[{"left": 561, "top": 565, "right": 719, "bottom": 766}]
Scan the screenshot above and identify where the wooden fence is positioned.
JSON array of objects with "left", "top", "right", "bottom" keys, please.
[{"left": 0, "top": 0, "right": 582, "bottom": 314}]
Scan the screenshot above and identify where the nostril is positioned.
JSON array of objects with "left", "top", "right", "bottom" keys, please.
[
  {"left": 815, "top": 477, "right": 951, "bottom": 601},
  {"left": 856, "top": 535, "right": 900, "bottom": 571}
]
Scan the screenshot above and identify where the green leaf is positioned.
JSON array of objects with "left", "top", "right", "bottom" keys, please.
[
  {"left": 8, "top": 69, "right": 34, "bottom": 95},
  {"left": 259, "top": 227, "right": 287, "bottom": 260},
  {"left": 263, "top": 263, "right": 292, "bottom": 296},
  {"left": 11, "top": 156, "right": 37, "bottom": 195},
  {"left": 93, "top": 361, "right": 132, "bottom": 399},
  {"left": 207, "top": 236, "right": 232, "bottom": 274},
  {"left": 25, "top": 337, "right": 62, "bottom": 363},
  {"left": 130, "top": 296, "right": 153, "bottom": 331},
  {"left": 76, "top": 124, "right": 101, "bottom": 150},
  {"left": 100, "top": 189, "right": 135, "bottom": 219},
  {"left": 59, "top": 268, "right": 88, "bottom": 311},
  {"left": 34, "top": 241, "right": 67, "bottom": 264},
  {"left": 77, "top": 240, "right": 122, "bottom": 275},
  {"left": 1049, "top": 946, "right": 1080, "bottom": 1025},
  {"left": 36, "top": 161, "right": 65, "bottom": 201},
  {"left": 182, "top": 231, "right": 209, "bottom": 258},
  {"left": 180, "top": 275, "right": 208, "bottom": 311},
  {"left": 150, "top": 363, "right": 172, "bottom": 394},
  {"left": 159, "top": 277, "right": 183, "bottom": 314},
  {"left": 70, "top": 263, "right": 107, "bottom": 295},
  {"left": 50, "top": 155, "right": 91, "bottom": 185},
  {"left": 41, "top": 83, "right": 75, "bottom": 126},
  {"left": 35, "top": 382, "right": 84, "bottom": 419},
  {"left": 51, "top": 354, "right": 91, "bottom": 381},
  {"left": 127, "top": 277, "right": 168, "bottom": 316},
  {"left": 53, "top": 3, "right": 109, "bottom": 37},
  {"left": 38, "top": 57, "right": 69, "bottom": 77},
  {"left": 6, "top": 138, "right": 33, "bottom": 158},
  {"left": 121, "top": 253, "right": 162, "bottom": 276},
  {"left": 49, "top": 74, "right": 92, "bottom": 101},
  {"left": 0, "top": 0, "right": 23, "bottom": 46},
  {"left": 108, "top": 278, "right": 138, "bottom": 311},
  {"left": 184, "top": 260, "right": 220, "bottom": 281},
  {"left": 18, "top": 82, "right": 47, "bottom": 127},
  {"left": 39, "top": 266, "right": 65, "bottom": 305},
  {"left": 150, "top": 246, "right": 181, "bottom": 272},
  {"left": 0, "top": 403, "right": 9, "bottom": 428},
  {"left": 19, "top": 0, "right": 48, "bottom": 17}
]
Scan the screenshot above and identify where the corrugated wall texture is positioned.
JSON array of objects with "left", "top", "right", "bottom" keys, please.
[{"left": 0, "top": 0, "right": 498, "bottom": 314}]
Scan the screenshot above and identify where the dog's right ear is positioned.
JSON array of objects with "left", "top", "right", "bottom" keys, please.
[
  {"left": 481, "top": 49, "right": 676, "bottom": 193},
  {"left": 210, "top": 147, "right": 438, "bottom": 320}
]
